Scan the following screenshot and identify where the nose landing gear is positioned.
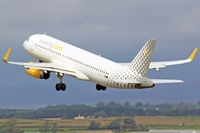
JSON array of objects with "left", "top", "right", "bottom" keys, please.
[{"left": 56, "top": 73, "right": 66, "bottom": 91}]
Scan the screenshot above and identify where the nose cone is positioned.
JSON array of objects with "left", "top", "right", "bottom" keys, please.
[{"left": 23, "top": 40, "right": 29, "bottom": 52}]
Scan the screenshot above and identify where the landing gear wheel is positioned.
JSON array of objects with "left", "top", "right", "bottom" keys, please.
[
  {"left": 55, "top": 73, "right": 67, "bottom": 91},
  {"left": 56, "top": 83, "right": 66, "bottom": 91},
  {"left": 56, "top": 83, "right": 61, "bottom": 91},
  {"left": 61, "top": 83, "right": 66, "bottom": 91},
  {"left": 101, "top": 87, "right": 106, "bottom": 91},
  {"left": 96, "top": 84, "right": 101, "bottom": 91},
  {"left": 96, "top": 84, "right": 107, "bottom": 91},
  {"left": 96, "top": 87, "right": 101, "bottom": 91}
]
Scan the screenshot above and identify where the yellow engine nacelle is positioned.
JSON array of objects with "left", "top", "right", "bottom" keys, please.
[
  {"left": 25, "top": 68, "right": 41, "bottom": 79},
  {"left": 25, "top": 68, "right": 50, "bottom": 79},
  {"left": 25, "top": 62, "right": 50, "bottom": 79}
]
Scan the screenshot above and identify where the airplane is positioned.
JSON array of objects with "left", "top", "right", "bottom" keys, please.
[{"left": 3, "top": 34, "right": 198, "bottom": 91}]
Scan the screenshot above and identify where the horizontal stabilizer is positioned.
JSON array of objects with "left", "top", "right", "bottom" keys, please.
[{"left": 151, "top": 79, "right": 184, "bottom": 84}]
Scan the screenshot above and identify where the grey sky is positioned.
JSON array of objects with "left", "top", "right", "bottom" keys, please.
[{"left": 0, "top": 0, "right": 199, "bottom": 108}]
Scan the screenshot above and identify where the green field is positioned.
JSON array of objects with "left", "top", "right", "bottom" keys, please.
[{"left": 1, "top": 116, "right": 200, "bottom": 132}]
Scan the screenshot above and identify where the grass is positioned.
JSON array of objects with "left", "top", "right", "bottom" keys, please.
[
  {"left": 1, "top": 116, "right": 200, "bottom": 132},
  {"left": 135, "top": 116, "right": 200, "bottom": 126},
  {"left": 147, "top": 125, "right": 200, "bottom": 130}
]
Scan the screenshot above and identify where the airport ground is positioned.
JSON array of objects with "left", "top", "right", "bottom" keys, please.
[{"left": 1, "top": 116, "right": 200, "bottom": 133}]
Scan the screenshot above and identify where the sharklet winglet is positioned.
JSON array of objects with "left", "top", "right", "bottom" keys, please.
[
  {"left": 3, "top": 48, "right": 11, "bottom": 62},
  {"left": 189, "top": 48, "right": 198, "bottom": 61}
]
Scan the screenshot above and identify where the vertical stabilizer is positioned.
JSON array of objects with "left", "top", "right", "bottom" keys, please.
[{"left": 128, "top": 39, "right": 156, "bottom": 76}]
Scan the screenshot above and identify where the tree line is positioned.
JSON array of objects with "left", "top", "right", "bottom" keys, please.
[
  {"left": 0, "top": 102, "right": 200, "bottom": 119},
  {"left": 88, "top": 117, "right": 136, "bottom": 130}
]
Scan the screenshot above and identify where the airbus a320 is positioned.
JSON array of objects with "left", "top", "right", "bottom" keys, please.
[{"left": 3, "top": 34, "right": 198, "bottom": 91}]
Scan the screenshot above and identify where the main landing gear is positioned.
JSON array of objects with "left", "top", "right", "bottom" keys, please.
[
  {"left": 96, "top": 84, "right": 107, "bottom": 91},
  {"left": 56, "top": 73, "right": 66, "bottom": 91}
]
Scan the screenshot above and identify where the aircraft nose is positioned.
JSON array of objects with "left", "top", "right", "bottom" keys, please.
[{"left": 23, "top": 40, "right": 29, "bottom": 52}]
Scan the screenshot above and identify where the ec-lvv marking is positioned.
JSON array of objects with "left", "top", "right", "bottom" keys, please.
[{"left": 3, "top": 34, "right": 198, "bottom": 91}]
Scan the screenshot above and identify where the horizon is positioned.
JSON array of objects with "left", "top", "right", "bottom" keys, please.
[{"left": 1, "top": 101, "right": 200, "bottom": 110}]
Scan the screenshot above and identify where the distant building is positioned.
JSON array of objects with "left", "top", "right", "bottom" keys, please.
[
  {"left": 149, "top": 130, "right": 200, "bottom": 133},
  {"left": 74, "top": 115, "right": 85, "bottom": 120}
]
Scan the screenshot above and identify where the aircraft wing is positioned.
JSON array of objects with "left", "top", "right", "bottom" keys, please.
[
  {"left": 3, "top": 48, "right": 89, "bottom": 80},
  {"left": 119, "top": 48, "right": 198, "bottom": 71},
  {"left": 149, "top": 48, "right": 198, "bottom": 70},
  {"left": 8, "top": 61, "right": 76, "bottom": 76},
  {"left": 151, "top": 79, "right": 184, "bottom": 84}
]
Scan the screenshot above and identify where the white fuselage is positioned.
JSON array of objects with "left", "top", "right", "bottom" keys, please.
[{"left": 23, "top": 34, "right": 154, "bottom": 89}]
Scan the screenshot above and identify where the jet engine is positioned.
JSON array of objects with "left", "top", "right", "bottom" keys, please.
[
  {"left": 25, "top": 62, "right": 50, "bottom": 79},
  {"left": 25, "top": 68, "right": 50, "bottom": 79}
]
